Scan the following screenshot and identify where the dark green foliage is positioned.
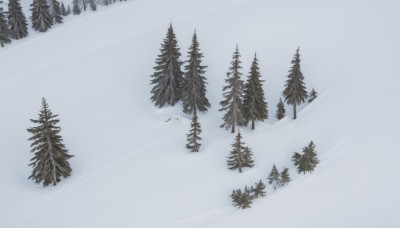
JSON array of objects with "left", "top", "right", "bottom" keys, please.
[
  {"left": 227, "top": 131, "right": 254, "bottom": 173},
  {"left": 89, "top": 0, "right": 96, "bottom": 11},
  {"left": 7, "top": 0, "right": 29, "bottom": 40},
  {"left": 61, "top": 2, "right": 67, "bottom": 16},
  {"left": 243, "top": 53, "right": 268, "bottom": 130},
  {"left": 282, "top": 47, "right": 307, "bottom": 119},
  {"left": 30, "top": 0, "right": 53, "bottom": 32},
  {"left": 292, "top": 141, "right": 319, "bottom": 174},
  {"left": 219, "top": 45, "right": 245, "bottom": 133},
  {"left": 276, "top": 98, "right": 286, "bottom": 120},
  {"left": 49, "top": 0, "right": 63, "bottom": 24},
  {"left": 186, "top": 110, "right": 202, "bottom": 152},
  {"left": 0, "top": 10, "right": 11, "bottom": 47},
  {"left": 252, "top": 180, "right": 266, "bottom": 198},
  {"left": 268, "top": 164, "right": 280, "bottom": 190},
  {"left": 72, "top": 0, "right": 80, "bottom": 15},
  {"left": 182, "top": 30, "right": 210, "bottom": 114},
  {"left": 231, "top": 187, "right": 253, "bottom": 209},
  {"left": 308, "top": 88, "right": 318, "bottom": 103},
  {"left": 150, "top": 24, "right": 184, "bottom": 107},
  {"left": 27, "top": 98, "right": 73, "bottom": 186},
  {"left": 278, "top": 167, "right": 291, "bottom": 187}
]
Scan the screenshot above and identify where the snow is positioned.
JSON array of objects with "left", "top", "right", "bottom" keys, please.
[{"left": 1, "top": 0, "right": 400, "bottom": 227}]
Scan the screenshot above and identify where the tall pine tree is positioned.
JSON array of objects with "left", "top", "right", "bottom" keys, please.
[
  {"left": 243, "top": 53, "right": 268, "bottom": 130},
  {"left": 150, "top": 24, "right": 184, "bottom": 107},
  {"left": 219, "top": 45, "right": 245, "bottom": 133},
  {"left": 30, "top": 0, "right": 53, "bottom": 32},
  {"left": 0, "top": 7, "right": 11, "bottom": 47},
  {"left": 7, "top": 0, "right": 29, "bottom": 40},
  {"left": 282, "top": 47, "right": 307, "bottom": 119},
  {"left": 27, "top": 98, "right": 73, "bottom": 186},
  {"left": 186, "top": 109, "right": 202, "bottom": 152},
  {"left": 275, "top": 98, "right": 286, "bottom": 120},
  {"left": 181, "top": 30, "right": 210, "bottom": 114},
  {"left": 227, "top": 131, "right": 254, "bottom": 173}
]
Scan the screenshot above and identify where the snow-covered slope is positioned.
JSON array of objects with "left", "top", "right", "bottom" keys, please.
[{"left": 1, "top": 0, "right": 399, "bottom": 227}]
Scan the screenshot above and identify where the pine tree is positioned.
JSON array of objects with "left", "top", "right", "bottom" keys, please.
[
  {"left": 230, "top": 189, "right": 242, "bottom": 208},
  {"left": 268, "top": 164, "right": 280, "bottom": 190},
  {"left": 282, "top": 47, "right": 307, "bottom": 119},
  {"left": 293, "top": 141, "right": 319, "bottom": 174},
  {"left": 30, "top": 0, "right": 53, "bottom": 32},
  {"left": 181, "top": 30, "right": 210, "bottom": 114},
  {"left": 243, "top": 53, "right": 268, "bottom": 130},
  {"left": 278, "top": 167, "right": 291, "bottom": 187},
  {"left": 61, "top": 2, "right": 67, "bottom": 16},
  {"left": 219, "top": 45, "right": 245, "bottom": 133},
  {"left": 81, "top": 0, "right": 87, "bottom": 12},
  {"left": 240, "top": 186, "right": 253, "bottom": 209},
  {"left": 27, "top": 98, "right": 73, "bottom": 186},
  {"left": 7, "top": 0, "right": 29, "bottom": 40},
  {"left": 89, "top": 0, "right": 96, "bottom": 11},
  {"left": 48, "top": 0, "right": 63, "bottom": 24},
  {"left": 72, "top": 0, "right": 80, "bottom": 15},
  {"left": 0, "top": 9, "right": 11, "bottom": 47},
  {"left": 150, "top": 24, "right": 184, "bottom": 107},
  {"left": 227, "top": 131, "right": 253, "bottom": 173},
  {"left": 308, "top": 88, "right": 317, "bottom": 103},
  {"left": 186, "top": 109, "right": 202, "bottom": 152},
  {"left": 275, "top": 98, "right": 286, "bottom": 120},
  {"left": 67, "top": 5, "right": 71, "bottom": 15},
  {"left": 252, "top": 180, "right": 266, "bottom": 198}
]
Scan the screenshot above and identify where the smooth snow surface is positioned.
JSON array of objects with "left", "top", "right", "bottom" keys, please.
[{"left": 1, "top": 0, "right": 399, "bottom": 227}]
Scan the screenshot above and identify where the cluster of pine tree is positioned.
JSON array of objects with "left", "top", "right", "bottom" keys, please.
[
  {"left": 292, "top": 141, "right": 319, "bottom": 174},
  {"left": 231, "top": 180, "right": 266, "bottom": 209},
  {"left": 267, "top": 165, "right": 291, "bottom": 190}
]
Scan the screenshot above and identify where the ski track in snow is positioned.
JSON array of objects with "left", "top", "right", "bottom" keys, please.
[{"left": 164, "top": 207, "right": 234, "bottom": 228}]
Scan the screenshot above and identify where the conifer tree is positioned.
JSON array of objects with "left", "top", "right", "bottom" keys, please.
[
  {"left": 243, "top": 53, "right": 268, "bottom": 130},
  {"left": 7, "top": 0, "right": 28, "bottom": 40},
  {"left": 252, "top": 180, "right": 266, "bottom": 198},
  {"left": 89, "top": 0, "right": 96, "bottom": 11},
  {"left": 308, "top": 88, "right": 318, "bottom": 103},
  {"left": 30, "top": 0, "right": 53, "bottom": 32},
  {"left": 67, "top": 5, "right": 71, "bottom": 15},
  {"left": 268, "top": 164, "right": 280, "bottom": 190},
  {"left": 186, "top": 109, "right": 202, "bottom": 152},
  {"left": 230, "top": 189, "right": 242, "bottom": 208},
  {"left": 278, "top": 167, "right": 291, "bottom": 187},
  {"left": 27, "top": 98, "right": 73, "bottom": 186},
  {"left": 61, "top": 2, "right": 67, "bottom": 16},
  {"left": 181, "top": 30, "right": 210, "bottom": 114},
  {"left": 72, "top": 0, "right": 80, "bottom": 15},
  {"left": 81, "top": 0, "right": 87, "bottom": 11},
  {"left": 227, "top": 131, "right": 253, "bottom": 173},
  {"left": 219, "top": 45, "right": 245, "bottom": 133},
  {"left": 292, "top": 141, "right": 319, "bottom": 174},
  {"left": 150, "top": 24, "right": 184, "bottom": 107},
  {"left": 0, "top": 9, "right": 11, "bottom": 47},
  {"left": 232, "top": 186, "right": 253, "bottom": 209},
  {"left": 275, "top": 98, "right": 286, "bottom": 120},
  {"left": 48, "top": 0, "right": 63, "bottom": 24},
  {"left": 282, "top": 47, "right": 307, "bottom": 119}
]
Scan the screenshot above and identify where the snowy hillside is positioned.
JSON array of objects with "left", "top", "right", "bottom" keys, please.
[{"left": 1, "top": 0, "right": 400, "bottom": 227}]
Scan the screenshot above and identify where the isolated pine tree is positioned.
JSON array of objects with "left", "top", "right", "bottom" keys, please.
[
  {"left": 72, "top": 0, "right": 80, "bottom": 15},
  {"left": 186, "top": 109, "right": 202, "bottom": 152},
  {"left": 61, "top": 2, "right": 67, "bottom": 16},
  {"left": 308, "top": 88, "right": 317, "bottom": 103},
  {"left": 243, "top": 53, "right": 268, "bottom": 130},
  {"left": 219, "top": 45, "right": 245, "bottom": 133},
  {"left": 150, "top": 24, "right": 184, "bottom": 107},
  {"left": 181, "top": 30, "right": 210, "bottom": 114},
  {"left": 282, "top": 47, "right": 307, "bottom": 119},
  {"left": 49, "top": 0, "right": 63, "bottom": 24},
  {"left": 293, "top": 141, "right": 319, "bottom": 174},
  {"left": 0, "top": 10, "right": 11, "bottom": 47},
  {"left": 89, "top": 0, "right": 96, "bottom": 11},
  {"left": 278, "top": 167, "right": 291, "bottom": 187},
  {"left": 252, "top": 180, "right": 266, "bottom": 198},
  {"left": 30, "top": 0, "right": 53, "bottom": 32},
  {"left": 275, "top": 98, "right": 286, "bottom": 120},
  {"left": 268, "top": 164, "right": 280, "bottom": 190},
  {"left": 227, "top": 131, "right": 253, "bottom": 173},
  {"left": 27, "top": 98, "right": 73, "bottom": 186},
  {"left": 7, "top": 0, "right": 29, "bottom": 40}
]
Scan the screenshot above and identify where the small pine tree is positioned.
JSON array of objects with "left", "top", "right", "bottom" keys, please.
[
  {"left": 150, "top": 23, "right": 184, "bottom": 107},
  {"left": 282, "top": 47, "right": 307, "bottom": 119},
  {"left": 268, "top": 164, "right": 280, "bottom": 190},
  {"left": 27, "top": 98, "right": 73, "bottom": 186},
  {"left": 243, "top": 53, "right": 268, "bottom": 130},
  {"left": 186, "top": 109, "right": 202, "bottom": 152},
  {"left": 72, "top": 0, "right": 80, "bottom": 15},
  {"left": 7, "top": 0, "right": 29, "bottom": 40},
  {"left": 252, "top": 180, "right": 266, "bottom": 198},
  {"left": 276, "top": 98, "right": 286, "bottom": 120},
  {"left": 308, "top": 88, "right": 318, "bottom": 103},
  {"left": 181, "top": 30, "right": 210, "bottom": 114},
  {"left": 219, "top": 45, "right": 245, "bottom": 133},
  {"left": 240, "top": 186, "right": 253, "bottom": 209},
  {"left": 227, "top": 131, "right": 253, "bottom": 173},
  {"left": 0, "top": 10, "right": 11, "bottom": 47},
  {"left": 89, "top": 0, "right": 96, "bottom": 11},
  {"left": 30, "top": 0, "right": 53, "bottom": 32},
  {"left": 278, "top": 167, "right": 291, "bottom": 187},
  {"left": 293, "top": 141, "right": 319, "bottom": 174},
  {"left": 230, "top": 189, "right": 242, "bottom": 208},
  {"left": 61, "top": 2, "right": 67, "bottom": 16}
]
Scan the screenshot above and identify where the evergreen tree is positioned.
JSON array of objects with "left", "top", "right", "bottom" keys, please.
[
  {"left": 243, "top": 53, "right": 268, "bottom": 130},
  {"left": 308, "top": 88, "right": 318, "bottom": 103},
  {"left": 61, "top": 2, "right": 67, "bottom": 16},
  {"left": 89, "top": 0, "right": 96, "bottom": 11},
  {"left": 227, "top": 131, "right": 253, "bottom": 173},
  {"left": 81, "top": 0, "right": 87, "bottom": 12},
  {"left": 186, "top": 109, "right": 202, "bottom": 152},
  {"left": 0, "top": 9, "right": 11, "bottom": 47},
  {"left": 219, "top": 45, "right": 245, "bottom": 133},
  {"left": 48, "top": 0, "right": 63, "bottom": 24},
  {"left": 150, "top": 24, "right": 184, "bottom": 107},
  {"left": 67, "top": 5, "right": 71, "bottom": 15},
  {"left": 230, "top": 189, "right": 242, "bottom": 208},
  {"left": 72, "top": 0, "right": 80, "bottom": 15},
  {"left": 275, "top": 98, "right": 286, "bottom": 120},
  {"left": 278, "top": 167, "right": 291, "bottom": 187},
  {"left": 292, "top": 141, "right": 319, "bottom": 174},
  {"left": 268, "top": 164, "right": 280, "bottom": 190},
  {"left": 282, "top": 47, "right": 307, "bottom": 119},
  {"left": 30, "top": 0, "right": 53, "bottom": 32},
  {"left": 252, "top": 180, "right": 266, "bottom": 198},
  {"left": 7, "top": 0, "right": 29, "bottom": 40},
  {"left": 27, "top": 98, "right": 73, "bottom": 186},
  {"left": 181, "top": 30, "right": 210, "bottom": 114}
]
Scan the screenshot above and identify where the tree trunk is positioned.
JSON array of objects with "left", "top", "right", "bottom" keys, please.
[
  {"left": 251, "top": 119, "right": 255, "bottom": 130},
  {"left": 293, "top": 104, "right": 297, "bottom": 119},
  {"left": 231, "top": 124, "right": 235, "bottom": 133}
]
